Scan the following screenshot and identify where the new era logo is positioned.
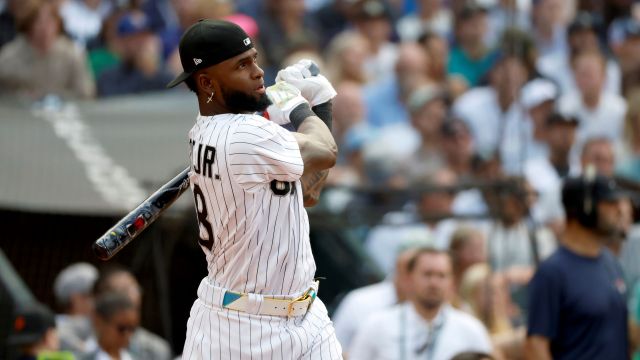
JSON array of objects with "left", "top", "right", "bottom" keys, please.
[
  {"left": 243, "top": 38, "right": 251, "bottom": 46},
  {"left": 193, "top": 58, "right": 203, "bottom": 66}
]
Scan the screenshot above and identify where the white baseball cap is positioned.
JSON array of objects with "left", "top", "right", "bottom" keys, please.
[
  {"left": 521, "top": 78, "right": 558, "bottom": 110},
  {"left": 53, "top": 262, "right": 98, "bottom": 305}
]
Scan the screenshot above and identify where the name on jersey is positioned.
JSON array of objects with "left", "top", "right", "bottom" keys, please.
[{"left": 190, "top": 139, "right": 217, "bottom": 179}]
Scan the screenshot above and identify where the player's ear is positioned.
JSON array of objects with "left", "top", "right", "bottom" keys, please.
[{"left": 197, "top": 72, "right": 218, "bottom": 95}]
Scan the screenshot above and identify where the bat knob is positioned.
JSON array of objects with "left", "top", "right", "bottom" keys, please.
[{"left": 92, "top": 241, "right": 111, "bottom": 261}]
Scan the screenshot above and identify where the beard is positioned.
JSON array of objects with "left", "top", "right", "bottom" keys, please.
[{"left": 221, "top": 87, "right": 272, "bottom": 113}]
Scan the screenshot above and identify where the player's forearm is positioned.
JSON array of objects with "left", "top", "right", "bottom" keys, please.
[
  {"left": 293, "top": 116, "right": 337, "bottom": 173},
  {"left": 524, "top": 336, "right": 552, "bottom": 360}
]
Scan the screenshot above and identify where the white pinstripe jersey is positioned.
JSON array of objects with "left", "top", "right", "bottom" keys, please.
[{"left": 188, "top": 113, "right": 316, "bottom": 296}]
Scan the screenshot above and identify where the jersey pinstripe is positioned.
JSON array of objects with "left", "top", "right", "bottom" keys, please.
[{"left": 188, "top": 113, "right": 316, "bottom": 296}]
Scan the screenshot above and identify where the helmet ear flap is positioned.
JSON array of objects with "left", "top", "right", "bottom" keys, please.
[{"left": 579, "top": 165, "right": 598, "bottom": 228}]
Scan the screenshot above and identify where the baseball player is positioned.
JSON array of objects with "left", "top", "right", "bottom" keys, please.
[{"left": 166, "top": 20, "right": 342, "bottom": 359}]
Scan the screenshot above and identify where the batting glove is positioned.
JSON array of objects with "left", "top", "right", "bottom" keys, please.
[
  {"left": 265, "top": 81, "right": 309, "bottom": 126},
  {"left": 275, "top": 59, "right": 337, "bottom": 106}
]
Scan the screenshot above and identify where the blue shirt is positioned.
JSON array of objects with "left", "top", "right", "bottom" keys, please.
[
  {"left": 362, "top": 76, "right": 409, "bottom": 128},
  {"left": 527, "top": 245, "right": 628, "bottom": 360}
]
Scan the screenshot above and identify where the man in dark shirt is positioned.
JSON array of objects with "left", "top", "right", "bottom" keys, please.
[{"left": 526, "top": 171, "right": 630, "bottom": 359}]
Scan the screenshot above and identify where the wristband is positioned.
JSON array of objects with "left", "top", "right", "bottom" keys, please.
[
  {"left": 290, "top": 103, "right": 316, "bottom": 130},
  {"left": 312, "top": 102, "right": 333, "bottom": 131}
]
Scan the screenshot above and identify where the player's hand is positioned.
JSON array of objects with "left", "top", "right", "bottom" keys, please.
[
  {"left": 265, "top": 81, "right": 309, "bottom": 125},
  {"left": 276, "top": 60, "right": 337, "bottom": 106}
]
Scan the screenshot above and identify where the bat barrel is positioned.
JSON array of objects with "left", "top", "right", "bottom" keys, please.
[{"left": 93, "top": 167, "right": 191, "bottom": 260}]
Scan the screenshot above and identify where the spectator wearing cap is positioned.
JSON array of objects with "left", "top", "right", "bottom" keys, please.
[
  {"left": 53, "top": 262, "right": 99, "bottom": 356},
  {"left": 332, "top": 238, "right": 430, "bottom": 355},
  {"left": 352, "top": 0, "right": 398, "bottom": 83},
  {"left": 84, "top": 292, "right": 139, "bottom": 360},
  {"left": 0, "top": 0, "right": 95, "bottom": 99},
  {"left": 524, "top": 113, "right": 580, "bottom": 235},
  {"left": 537, "top": 11, "right": 622, "bottom": 95},
  {"left": 520, "top": 78, "right": 559, "bottom": 160},
  {"left": 396, "top": 0, "right": 453, "bottom": 42},
  {"left": 97, "top": 12, "right": 174, "bottom": 97},
  {"left": 441, "top": 118, "right": 475, "bottom": 180},
  {"left": 526, "top": 174, "right": 630, "bottom": 359},
  {"left": 447, "top": 3, "right": 499, "bottom": 88},
  {"left": 9, "top": 302, "right": 60, "bottom": 360},
  {"left": 558, "top": 50, "right": 626, "bottom": 164}
]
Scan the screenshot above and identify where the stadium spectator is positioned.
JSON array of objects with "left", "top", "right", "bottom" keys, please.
[
  {"left": 520, "top": 78, "right": 559, "bottom": 160},
  {"left": 86, "top": 292, "right": 139, "bottom": 360},
  {"left": 481, "top": 177, "right": 556, "bottom": 285},
  {"left": 97, "top": 12, "right": 174, "bottom": 97},
  {"left": 92, "top": 266, "right": 172, "bottom": 360},
  {"left": 559, "top": 50, "right": 626, "bottom": 159},
  {"left": 396, "top": 0, "right": 453, "bottom": 42},
  {"left": 59, "top": 0, "right": 112, "bottom": 49},
  {"left": 313, "top": 0, "right": 357, "bottom": 49},
  {"left": 325, "top": 31, "right": 370, "bottom": 86},
  {"left": 485, "top": 0, "right": 530, "bottom": 48},
  {"left": 524, "top": 113, "right": 580, "bottom": 234},
  {"left": 0, "top": 0, "right": 34, "bottom": 49},
  {"left": 332, "top": 239, "right": 427, "bottom": 354},
  {"left": 526, "top": 175, "right": 630, "bottom": 359},
  {"left": 257, "top": 0, "right": 319, "bottom": 83},
  {"left": 459, "top": 263, "right": 525, "bottom": 360},
  {"left": 530, "top": 0, "right": 568, "bottom": 58},
  {"left": 53, "top": 262, "right": 99, "bottom": 356},
  {"left": 352, "top": 0, "right": 398, "bottom": 83},
  {"left": 418, "top": 31, "right": 469, "bottom": 99},
  {"left": 365, "top": 168, "right": 460, "bottom": 272},
  {"left": 440, "top": 118, "right": 475, "bottom": 179},
  {"left": 8, "top": 303, "right": 60, "bottom": 360},
  {"left": 612, "top": 18, "right": 640, "bottom": 93},
  {"left": 349, "top": 248, "right": 493, "bottom": 360},
  {"left": 0, "top": 0, "right": 95, "bottom": 99},
  {"left": 580, "top": 137, "right": 616, "bottom": 177},
  {"left": 363, "top": 42, "right": 430, "bottom": 129},
  {"left": 453, "top": 52, "right": 532, "bottom": 174},
  {"left": 537, "top": 11, "right": 622, "bottom": 95},
  {"left": 448, "top": 3, "right": 498, "bottom": 88},
  {"left": 448, "top": 226, "right": 486, "bottom": 306},
  {"left": 399, "top": 84, "right": 448, "bottom": 181},
  {"left": 617, "top": 88, "right": 640, "bottom": 182}
]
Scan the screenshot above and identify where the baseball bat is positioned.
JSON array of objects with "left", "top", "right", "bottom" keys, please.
[{"left": 93, "top": 167, "right": 191, "bottom": 260}]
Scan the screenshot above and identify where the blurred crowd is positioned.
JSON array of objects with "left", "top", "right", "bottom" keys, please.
[{"left": 3, "top": 0, "right": 640, "bottom": 359}]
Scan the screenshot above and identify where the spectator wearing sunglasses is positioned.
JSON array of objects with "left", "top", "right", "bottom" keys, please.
[{"left": 85, "top": 292, "right": 139, "bottom": 360}]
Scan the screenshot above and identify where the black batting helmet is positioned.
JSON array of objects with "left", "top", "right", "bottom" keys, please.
[{"left": 562, "top": 170, "right": 628, "bottom": 229}]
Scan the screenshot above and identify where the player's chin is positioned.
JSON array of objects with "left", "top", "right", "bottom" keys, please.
[{"left": 255, "top": 93, "right": 272, "bottom": 112}]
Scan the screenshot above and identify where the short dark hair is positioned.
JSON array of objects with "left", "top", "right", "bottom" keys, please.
[
  {"left": 406, "top": 247, "right": 450, "bottom": 273},
  {"left": 94, "top": 292, "right": 135, "bottom": 320}
]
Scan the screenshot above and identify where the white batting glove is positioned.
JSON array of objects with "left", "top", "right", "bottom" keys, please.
[
  {"left": 265, "top": 81, "right": 309, "bottom": 125},
  {"left": 275, "top": 59, "right": 337, "bottom": 106}
]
